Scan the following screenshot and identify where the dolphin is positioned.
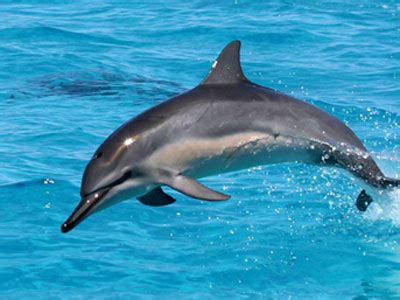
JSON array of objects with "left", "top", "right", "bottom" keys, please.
[{"left": 61, "top": 40, "right": 399, "bottom": 233}]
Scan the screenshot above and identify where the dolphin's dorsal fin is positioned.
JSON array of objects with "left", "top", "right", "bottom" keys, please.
[{"left": 201, "top": 40, "right": 249, "bottom": 85}]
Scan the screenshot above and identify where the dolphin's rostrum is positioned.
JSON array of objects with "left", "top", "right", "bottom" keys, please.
[{"left": 61, "top": 40, "right": 399, "bottom": 233}]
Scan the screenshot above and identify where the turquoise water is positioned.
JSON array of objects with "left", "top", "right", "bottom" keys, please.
[{"left": 1, "top": 1, "right": 400, "bottom": 298}]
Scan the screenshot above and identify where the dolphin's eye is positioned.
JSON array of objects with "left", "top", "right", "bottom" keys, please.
[{"left": 95, "top": 152, "right": 103, "bottom": 159}]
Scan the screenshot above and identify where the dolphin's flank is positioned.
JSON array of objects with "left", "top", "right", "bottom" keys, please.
[{"left": 61, "top": 40, "right": 399, "bottom": 233}]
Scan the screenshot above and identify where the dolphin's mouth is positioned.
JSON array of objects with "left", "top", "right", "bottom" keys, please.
[
  {"left": 62, "top": 171, "right": 134, "bottom": 233},
  {"left": 61, "top": 188, "right": 110, "bottom": 233}
]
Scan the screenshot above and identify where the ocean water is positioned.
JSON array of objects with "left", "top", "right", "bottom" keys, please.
[{"left": 1, "top": 1, "right": 399, "bottom": 298}]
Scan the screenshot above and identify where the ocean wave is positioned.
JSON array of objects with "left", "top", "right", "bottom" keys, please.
[{"left": 0, "top": 26, "right": 132, "bottom": 46}]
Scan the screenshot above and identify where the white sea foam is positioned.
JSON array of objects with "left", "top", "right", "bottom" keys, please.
[{"left": 364, "top": 188, "right": 400, "bottom": 226}]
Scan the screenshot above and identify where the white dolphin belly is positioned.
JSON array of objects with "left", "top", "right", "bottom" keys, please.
[{"left": 147, "top": 132, "right": 321, "bottom": 179}]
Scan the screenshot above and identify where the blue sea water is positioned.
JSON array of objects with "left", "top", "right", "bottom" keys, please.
[{"left": 0, "top": 1, "right": 400, "bottom": 298}]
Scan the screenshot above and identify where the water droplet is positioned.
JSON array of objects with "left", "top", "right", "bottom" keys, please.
[{"left": 44, "top": 178, "right": 55, "bottom": 185}]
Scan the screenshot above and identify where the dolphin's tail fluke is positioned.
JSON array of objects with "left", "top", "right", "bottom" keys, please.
[
  {"left": 355, "top": 177, "right": 400, "bottom": 212},
  {"left": 355, "top": 190, "right": 374, "bottom": 212}
]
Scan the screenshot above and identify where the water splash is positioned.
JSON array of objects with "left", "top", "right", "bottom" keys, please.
[{"left": 364, "top": 188, "right": 400, "bottom": 226}]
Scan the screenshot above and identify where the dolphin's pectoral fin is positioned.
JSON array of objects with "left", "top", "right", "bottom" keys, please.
[
  {"left": 161, "top": 174, "right": 230, "bottom": 201},
  {"left": 137, "top": 187, "right": 176, "bottom": 206},
  {"left": 355, "top": 190, "right": 373, "bottom": 212}
]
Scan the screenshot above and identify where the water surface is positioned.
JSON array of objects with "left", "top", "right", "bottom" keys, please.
[{"left": 0, "top": 1, "right": 399, "bottom": 298}]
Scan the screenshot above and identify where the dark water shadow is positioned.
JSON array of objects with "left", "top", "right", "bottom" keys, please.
[{"left": 8, "top": 71, "right": 186, "bottom": 102}]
